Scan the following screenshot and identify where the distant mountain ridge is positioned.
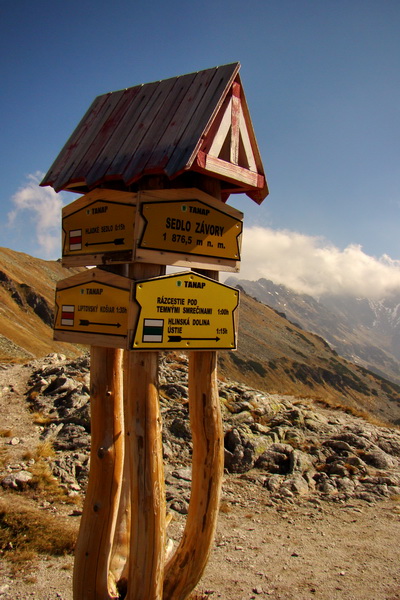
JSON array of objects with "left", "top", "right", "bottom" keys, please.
[{"left": 226, "top": 276, "right": 400, "bottom": 385}]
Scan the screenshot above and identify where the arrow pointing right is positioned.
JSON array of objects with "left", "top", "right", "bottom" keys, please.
[
  {"left": 80, "top": 319, "right": 121, "bottom": 328},
  {"left": 168, "top": 336, "right": 221, "bottom": 343}
]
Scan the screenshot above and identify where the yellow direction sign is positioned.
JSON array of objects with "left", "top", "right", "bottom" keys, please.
[
  {"left": 132, "top": 272, "right": 239, "bottom": 350},
  {"left": 54, "top": 269, "right": 132, "bottom": 348},
  {"left": 62, "top": 189, "right": 137, "bottom": 266},
  {"left": 139, "top": 198, "right": 242, "bottom": 261}
]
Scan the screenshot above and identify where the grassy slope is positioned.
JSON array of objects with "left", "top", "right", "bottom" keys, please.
[{"left": 0, "top": 247, "right": 84, "bottom": 360}]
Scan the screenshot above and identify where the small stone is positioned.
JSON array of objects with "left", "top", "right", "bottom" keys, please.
[
  {"left": 1, "top": 470, "right": 33, "bottom": 489},
  {"left": 172, "top": 467, "right": 192, "bottom": 481},
  {"left": 253, "top": 586, "right": 263, "bottom": 594},
  {"left": 0, "top": 584, "right": 10, "bottom": 594},
  {"left": 10, "top": 436, "right": 20, "bottom": 445},
  {"left": 170, "top": 499, "right": 189, "bottom": 515}
]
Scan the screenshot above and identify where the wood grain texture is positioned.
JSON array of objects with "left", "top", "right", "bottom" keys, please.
[
  {"left": 230, "top": 82, "right": 241, "bottom": 165},
  {"left": 108, "top": 461, "right": 131, "bottom": 598},
  {"left": 84, "top": 85, "right": 150, "bottom": 189},
  {"left": 40, "top": 93, "right": 110, "bottom": 190},
  {"left": 73, "top": 346, "right": 124, "bottom": 600},
  {"left": 123, "top": 260, "right": 166, "bottom": 600},
  {"left": 125, "top": 350, "right": 166, "bottom": 600},
  {"left": 163, "top": 350, "right": 224, "bottom": 600},
  {"left": 53, "top": 91, "right": 125, "bottom": 193},
  {"left": 108, "top": 350, "right": 132, "bottom": 597},
  {"left": 196, "top": 152, "right": 265, "bottom": 188}
]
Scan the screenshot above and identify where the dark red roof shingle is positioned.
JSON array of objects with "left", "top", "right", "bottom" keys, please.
[{"left": 41, "top": 63, "right": 268, "bottom": 203}]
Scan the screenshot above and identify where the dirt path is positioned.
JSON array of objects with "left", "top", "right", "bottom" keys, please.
[
  {"left": 1, "top": 360, "right": 400, "bottom": 599},
  {"left": 1, "top": 489, "right": 400, "bottom": 600},
  {"left": 198, "top": 482, "right": 400, "bottom": 600}
]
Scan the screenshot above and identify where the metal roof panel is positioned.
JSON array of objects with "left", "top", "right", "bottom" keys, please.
[{"left": 41, "top": 63, "right": 268, "bottom": 202}]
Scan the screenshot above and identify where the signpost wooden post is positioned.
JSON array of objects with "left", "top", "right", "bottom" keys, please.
[
  {"left": 73, "top": 346, "right": 124, "bottom": 599},
  {"left": 125, "top": 261, "right": 166, "bottom": 600},
  {"left": 42, "top": 63, "right": 268, "bottom": 600}
]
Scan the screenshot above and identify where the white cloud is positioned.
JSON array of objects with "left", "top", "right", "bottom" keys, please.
[
  {"left": 8, "top": 172, "right": 65, "bottom": 258},
  {"left": 238, "top": 226, "right": 400, "bottom": 299}
]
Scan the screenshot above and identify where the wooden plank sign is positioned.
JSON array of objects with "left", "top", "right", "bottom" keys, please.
[
  {"left": 61, "top": 189, "right": 137, "bottom": 267},
  {"left": 132, "top": 271, "right": 239, "bottom": 350},
  {"left": 54, "top": 268, "right": 133, "bottom": 348},
  {"left": 135, "top": 189, "right": 243, "bottom": 272}
]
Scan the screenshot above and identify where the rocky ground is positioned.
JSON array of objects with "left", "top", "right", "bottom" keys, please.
[{"left": 1, "top": 352, "right": 400, "bottom": 599}]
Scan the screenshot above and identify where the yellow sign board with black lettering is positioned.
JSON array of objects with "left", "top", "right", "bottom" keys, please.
[
  {"left": 54, "top": 269, "right": 239, "bottom": 351},
  {"left": 132, "top": 271, "right": 239, "bottom": 350},
  {"left": 61, "top": 189, "right": 137, "bottom": 266},
  {"left": 54, "top": 268, "right": 133, "bottom": 348},
  {"left": 134, "top": 189, "right": 243, "bottom": 272},
  {"left": 139, "top": 198, "right": 242, "bottom": 260}
]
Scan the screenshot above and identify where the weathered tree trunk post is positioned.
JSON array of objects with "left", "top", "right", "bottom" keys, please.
[
  {"left": 125, "top": 262, "right": 166, "bottom": 600},
  {"left": 73, "top": 346, "right": 124, "bottom": 600},
  {"left": 108, "top": 353, "right": 132, "bottom": 597},
  {"left": 163, "top": 347, "right": 223, "bottom": 600}
]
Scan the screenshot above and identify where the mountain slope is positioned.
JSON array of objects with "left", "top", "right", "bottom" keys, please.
[
  {"left": 0, "top": 247, "right": 84, "bottom": 360},
  {"left": 219, "top": 291, "right": 400, "bottom": 425},
  {"left": 226, "top": 276, "right": 400, "bottom": 385},
  {"left": 0, "top": 248, "right": 399, "bottom": 424}
]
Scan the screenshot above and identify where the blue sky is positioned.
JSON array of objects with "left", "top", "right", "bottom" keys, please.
[{"left": 1, "top": 0, "right": 399, "bottom": 296}]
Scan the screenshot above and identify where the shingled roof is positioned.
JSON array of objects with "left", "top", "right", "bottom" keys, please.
[{"left": 41, "top": 63, "right": 268, "bottom": 203}]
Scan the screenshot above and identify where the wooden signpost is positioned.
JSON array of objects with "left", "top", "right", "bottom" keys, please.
[
  {"left": 61, "top": 187, "right": 243, "bottom": 272},
  {"left": 41, "top": 63, "right": 268, "bottom": 600},
  {"left": 54, "top": 268, "right": 133, "bottom": 347}
]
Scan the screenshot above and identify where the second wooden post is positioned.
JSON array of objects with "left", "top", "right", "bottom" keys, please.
[{"left": 125, "top": 263, "right": 166, "bottom": 600}]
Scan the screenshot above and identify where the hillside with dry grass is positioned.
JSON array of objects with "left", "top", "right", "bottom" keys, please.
[
  {"left": 0, "top": 247, "right": 84, "bottom": 361},
  {"left": 219, "top": 293, "right": 400, "bottom": 426},
  {"left": 0, "top": 247, "right": 399, "bottom": 425}
]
